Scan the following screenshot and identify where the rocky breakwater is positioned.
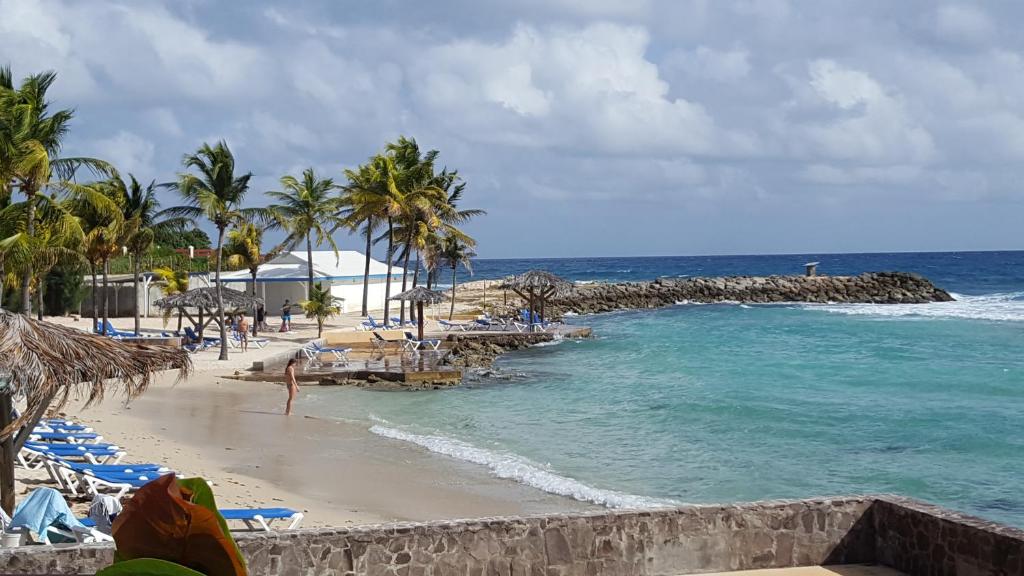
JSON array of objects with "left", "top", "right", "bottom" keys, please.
[
  {"left": 442, "top": 332, "right": 556, "bottom": 368},
  {"left": 554, "top": 272, "right": 954, "bottom": 314}
]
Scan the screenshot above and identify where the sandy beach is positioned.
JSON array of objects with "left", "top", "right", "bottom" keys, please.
[{"left": 24, "top": 308, "right": 593, "bottom": 527}]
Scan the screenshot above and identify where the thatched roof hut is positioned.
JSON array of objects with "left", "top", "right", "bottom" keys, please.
[
  {"left": 0, "top": 310, "right": 192, "bottom": 512},
  {"left": 501, "top": 270, "right": 572, "bottom": 296},
  {"left": 501, "top": 270, "right": 572, "bottom": 327},
  {"left": 390, "top": 287, "right": 448, "bottom": 340},
  {"left": 153, "top": 287, "right": 263, "bottom": 311},
  {"left": 390, "top": 286, "right": 447, "bottom": 304}
]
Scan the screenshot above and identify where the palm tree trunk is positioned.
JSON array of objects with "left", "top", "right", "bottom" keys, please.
[
  {"left": 361, "top": 218, "right": 372, "bottom": 317},
  {"left": 399, "top": 232, "right": 414, "bottom": 325},
  {"left": 102, "top": 259, "right": 110, "bottom": 333},
  {"left": 216, "top": 225, "right": 229, "bottom": 361},
  {"left": 90, "top": 265, "right": 99, "bottom": 332},
  {"left": 410, "top": 252, "right": 421, "bottom": 323},
  {"left": 133, "top": 256, "right": 141, "bottom": 335},
  {"left": 305, "top": 235, "right": 314, "bottom": 299},
  {"left": 383, "top": 217, "right": 394, "bottom": 327},
  {"left": 449, "top": 265, "right": 457, "bottom": 320},
  {"left": 0, "top": 259, "right": 6, "bottom": 309},
  {"left": 35, "top": 275, "right": 43, "bottom": 320},
  {"left": 20, "top": 192, "right": 35, "bottom": 315}
]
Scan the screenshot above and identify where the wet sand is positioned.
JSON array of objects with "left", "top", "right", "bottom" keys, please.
[{"left": 71, "top": 370, "right": 594, "bottom": 526}]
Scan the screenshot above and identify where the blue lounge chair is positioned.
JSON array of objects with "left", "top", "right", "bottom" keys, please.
[
  {"left": 78, "top": 507, "right": 303, "bottom": 532},
  {"left": 371, "top": 331, "right": 404, "bottom": 352},
  {"left": 439, "top": 320, "right": 470, "bottom": 331},
  {"left": 96, "top": 320, "right": 135, "bottom": 338},
  {"left": 403, "top": 332, "right": 441, "bottom": 353},
  {"left": 184, "top": 326, "right": 219, "bottom": 346},
  {"left": 220, "top": 507, "right": 305, "bottom": 531},
  {"left": 34, "top": 422, "right": 93, "bottom": 433},
  {"left": 22, "top": 443, "right": 125, "bottom": 466},
  {"left": 360, "top": 315, "right": 388, "bottom": 330},
  {"left": 518, "top": 310, "right": 554, "bottom": 332},
  {"left": 77, "top": 470, "right": 165, "bottom": 498},
  {"left": 29, "top": 431, "right": 103, "bottom": 444},
  {"left": 230, "top": 330, "right": 269, "bottom": 349},
  {"left": 303, "top": 342, "right": 350, "bottom": 363}
]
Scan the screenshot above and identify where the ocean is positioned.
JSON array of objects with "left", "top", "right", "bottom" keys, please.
[{"left": 303, "top": 251, "right": 1024, "bottom": 526}]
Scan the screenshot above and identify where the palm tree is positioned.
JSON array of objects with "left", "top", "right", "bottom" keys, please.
[
  {"left": 77, "top": 187, "right": 123, "bottom": 331},
  {"left": 112, "top": 175, "right": 183, "bottom": 335},
  {"left": 223, "top": 221, "right": 270, "bottom": 336},
  {"left": 0, "top": 70, "right": 111, "bottom": 315},
  {"left": 299, "top": 282, "right": 341, "bottom": 338},
  {"left": 385, "top": 137, "right": 447, "bottom": 325},
  {"left": 160, "top": 141, "right": 258, "bottom": 361},
  {"left": 151, "top": 266, "right": 189, "bottom": 332},
  {"left": 439, "top": 235, "right": 476, "bottom": 320},
  {"left": 266, "top": 168, "right": 343, "bottom": 300},
  {"left": 340, "top": 162, "right": 386, "bottom": 317}
]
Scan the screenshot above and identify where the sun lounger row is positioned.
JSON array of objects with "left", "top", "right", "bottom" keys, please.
[
  {"left": 14, "top": 419, "right": 305, "bottom": 533},
  {"left": 371, "top": 331, "right": 441, "bottom": 354}
]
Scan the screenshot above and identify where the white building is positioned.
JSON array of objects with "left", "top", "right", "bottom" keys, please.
[{"left": 217, "top": 251, "right": 405, "bottom": 314}]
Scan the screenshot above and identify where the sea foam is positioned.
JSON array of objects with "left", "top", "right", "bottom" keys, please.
[
  {"left": 369, "top": 425, "right": 675, "bottom": 509},
  {"left": 804, "top": 291, "right": 1024, "bottom": 322}
]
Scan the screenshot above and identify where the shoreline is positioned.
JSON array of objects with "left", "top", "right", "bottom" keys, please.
[{"left": 66, "top": 369, "right": 596, "bottom": 527}]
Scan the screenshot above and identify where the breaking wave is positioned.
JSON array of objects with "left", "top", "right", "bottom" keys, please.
[
  {"left": 804, "top": 292, "right": 1024, "bottom": 322},
  {"left": 369, "top": 425, "right": 676, "bottom": 509}
]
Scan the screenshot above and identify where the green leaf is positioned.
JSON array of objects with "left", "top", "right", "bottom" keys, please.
[
  {"left": 176, "top": 477, "right": 244, "bottom": 568},
  {"left": 98, "top": 558, "right": 207, "bottom": 576}
]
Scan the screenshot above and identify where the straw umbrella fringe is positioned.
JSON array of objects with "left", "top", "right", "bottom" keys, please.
[
  {"left": 390, "top": 287, "right": 446, "bottom": 341},
  {"left": 154, "top": 287, "right": 264, "bottom": 339},
  {"left": 0, "top": 310, "right": 192, "bottom": 513}
]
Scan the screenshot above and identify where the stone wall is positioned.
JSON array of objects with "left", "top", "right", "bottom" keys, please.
[
  {"left": 872, "top": 496, "right": 1024, "bottom": 576},
  {"left": 0, "top": 497, "right": 874, "bottom": 576},
  {"left": 2, "top": 496, "right": 1022, "bottom": 576},
  {"left": 553, "top": 273, "right": 954, "bottom": 315}
]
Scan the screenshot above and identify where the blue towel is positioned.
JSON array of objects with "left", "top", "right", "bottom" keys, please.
[{"left": 10, "top": 487, "right": 86, "bottom": 544}]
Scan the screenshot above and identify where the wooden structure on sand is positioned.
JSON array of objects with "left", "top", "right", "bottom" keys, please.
[
  {"left": 501, "top": 270, "right": 572, "bottom": 329},
  {"left": 154, "top": 287, "right": 264, "bottom": 339}
]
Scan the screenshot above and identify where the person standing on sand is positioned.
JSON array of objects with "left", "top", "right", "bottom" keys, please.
[
  {"left": 284, "top": 358, "right": 299, "bottom": 415},
  {"left": 256, "top": 303, "right": 267, "bottom": 331},
  {"left": 280, "top": 299, "right": 293, "bottom": 332},
  {"left": 237, "top": 314, "right": 250, "bottom": 352}
]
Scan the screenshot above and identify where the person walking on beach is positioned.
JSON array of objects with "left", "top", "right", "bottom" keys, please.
[
  {"left": 280, "top": 299, "right": 293, "bottom": 332},
  {"left": 256, "top": 303, "right": 267, "bottom": 331},
  {"left": 284, "top": 358, "right": 299, "bottom": 415},
  {"left": 237, "top": 314, "right": 250, "bottom": 352}
]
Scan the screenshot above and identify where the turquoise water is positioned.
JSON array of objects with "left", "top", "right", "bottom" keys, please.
[{"left": 299, "top": 252, "right": 1024, "bottom": 527}]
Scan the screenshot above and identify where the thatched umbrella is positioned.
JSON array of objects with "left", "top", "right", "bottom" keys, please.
[
  {"left": 154, "top": 287, "right": 263, "bottom": 339},
  {"left": 390, "top": 287, "right": 447, "bottom": 341},
  {"left": 501, "top": 270, "right": 572, "bottom": 329},
  {"left": 0, "top": 310, "right": 191, "bottom": 513}
]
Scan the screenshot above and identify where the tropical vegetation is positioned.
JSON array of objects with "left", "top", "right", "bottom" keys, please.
[
  {"left": 299, "top": 282, "right": 342, "bottom": 338},
  {"left": 0, "top": 66, "right": 485, "bottom": 358}
]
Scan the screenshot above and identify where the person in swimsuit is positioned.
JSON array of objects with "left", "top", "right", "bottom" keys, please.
[
  {"left": 281, "top": 299, "right": 293, "bottom": 332},
  {"left": 237, "top": 314, "right": 250, "bottom": 352},
  {"left": 284, "top": 358, "right": 299, "bottom": 415}
]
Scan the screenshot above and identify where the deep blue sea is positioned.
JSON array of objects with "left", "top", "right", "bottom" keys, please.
[{"left": 306, "top": 251, "right": 1024, "bottom": 526}]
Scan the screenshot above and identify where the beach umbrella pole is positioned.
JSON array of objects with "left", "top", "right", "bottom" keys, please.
[
  {"left": 0, "top": 391, "right": 14, "bottom": 514},
  {"left": 417, "top": 301, "right": 425, "bottom": 341}
]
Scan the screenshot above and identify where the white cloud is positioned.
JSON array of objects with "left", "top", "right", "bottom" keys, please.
[
  {"left": 413, "top": 23, "right": 754, "bottom": 157},
  {"left": 792, "top": 60, "right": 935, "bottom": 164},
  {"left": 93, "top": 131, "right": 156, "bottom": 177}
]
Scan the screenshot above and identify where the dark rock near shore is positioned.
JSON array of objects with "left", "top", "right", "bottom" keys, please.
[
  {"left": 551, "top": 272, "right": 954, "bottom": 314},
  {"left": 442, "top": 333, "right": 556, "bottom": 368}
]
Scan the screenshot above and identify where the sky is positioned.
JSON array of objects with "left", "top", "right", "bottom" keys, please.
[{"left": 1, "top": 0, "right": 1023, "bottom": 258}]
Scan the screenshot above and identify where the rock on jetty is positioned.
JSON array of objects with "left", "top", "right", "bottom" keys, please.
[
  {"left": 552, "top": 272, "right": 954, "bottom": 315},
  {"left": 442, "top": 333, "right": 556, "bottom": 368}
]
